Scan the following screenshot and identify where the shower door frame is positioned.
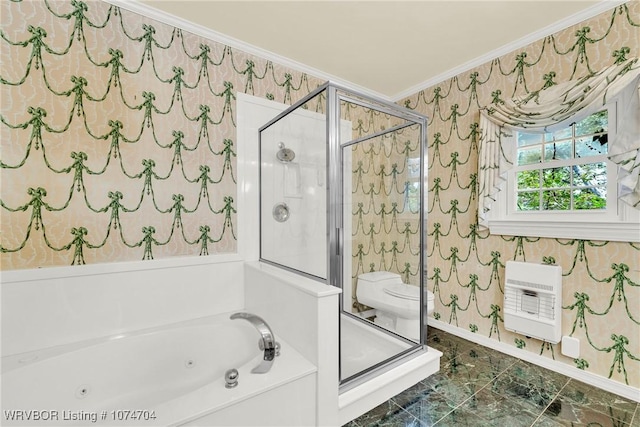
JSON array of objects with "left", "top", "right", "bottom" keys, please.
[
  {"left": 258, "top": 82, "right": 429, "bottom": 387},
  {"left": 329, "top": 85, "right": 429, "bottom": 386},
  {"left": 258, "top": 83, "right": 332, "bottom": 283}
]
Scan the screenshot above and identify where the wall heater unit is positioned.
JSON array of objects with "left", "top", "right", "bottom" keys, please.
[{"left": 504, "top": 261, "right": 562, "bottom": 343}]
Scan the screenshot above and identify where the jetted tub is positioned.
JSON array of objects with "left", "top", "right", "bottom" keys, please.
[{"left": 1, "top": 312, "right": 317, "bottom": 426}]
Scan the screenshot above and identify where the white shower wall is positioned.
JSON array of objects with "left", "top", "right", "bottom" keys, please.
[{"left": 260, "top": 107, "right": 351, "bottom": 279}]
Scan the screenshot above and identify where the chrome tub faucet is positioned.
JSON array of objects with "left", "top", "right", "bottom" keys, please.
[{"left": 230, "top": 312, "right": 275, "bottom": 374}]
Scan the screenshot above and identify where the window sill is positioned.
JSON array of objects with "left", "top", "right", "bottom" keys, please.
[{"left": 488, "top": 219, "right": 640, "bottom": 242}]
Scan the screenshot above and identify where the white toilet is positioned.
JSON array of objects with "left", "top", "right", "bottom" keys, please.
[{"left": 356, "top": 271, "right": 435, "bottom": 340}]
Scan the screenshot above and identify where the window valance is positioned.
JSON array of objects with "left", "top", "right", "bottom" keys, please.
[{"left": 478, "top": 59, "right": 640, "bottom": 229}]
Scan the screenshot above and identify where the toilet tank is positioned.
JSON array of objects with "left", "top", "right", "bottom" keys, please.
[{"left": 357, "top": 271, "right": 403, "bottom": 288}]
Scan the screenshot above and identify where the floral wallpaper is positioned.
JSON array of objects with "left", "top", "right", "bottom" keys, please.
[
  {"left": 0, "top": 0, "right": 323, "bottom": 269},
  {"left": 2, "top": 0, "right": 638, "bottom": 391},
  {"left": 400, "top": 2, "right": 640, "bottom": 388}
]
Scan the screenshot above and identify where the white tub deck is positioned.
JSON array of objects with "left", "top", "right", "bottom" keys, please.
[{"left": 1, "top": 312, "right": 317, "bottom": 426}]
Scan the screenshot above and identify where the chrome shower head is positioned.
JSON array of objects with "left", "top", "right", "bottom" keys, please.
[{"left": 276, "top": 143, "right": 295, "bottom": 162}]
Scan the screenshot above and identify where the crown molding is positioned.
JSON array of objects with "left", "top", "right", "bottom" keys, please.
[
  {"left": 391, "top": 0, "right": 630, "bottom": 101},
  {"left": 102, "top": 1, "right": 630, "bottom": 109},
  {"left": 101, "top": 0, "right": 393, "bottom": 102}
]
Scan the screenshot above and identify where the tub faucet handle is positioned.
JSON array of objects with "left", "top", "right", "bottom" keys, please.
[
  {"left": 225, "top": 368, "right": 239, "bottom": 388},
  {"left": 230, "top": 312, "right": 275, "bottom": 374},
  {"left": 259, "top": 339, "right": 281, "bottom": 356}
]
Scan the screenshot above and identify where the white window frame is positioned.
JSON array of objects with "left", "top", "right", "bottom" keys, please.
[{"left": 487, "top": 101, "right": 640, "bottom": 242}]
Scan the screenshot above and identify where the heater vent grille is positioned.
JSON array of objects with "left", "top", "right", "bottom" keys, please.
[
  {"left": 506, "top": 279, "right": 554, "bottom": 293},
  {"left": 504, "top": 288, "right": 556, "bottom": 320},
  {"left": 504, "top": 261, "right": 562, "bottom": 343}
]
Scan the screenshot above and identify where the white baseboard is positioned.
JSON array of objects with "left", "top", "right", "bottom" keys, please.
[{"left": 428, "top": 319, "right": 640, "bottom": 403}]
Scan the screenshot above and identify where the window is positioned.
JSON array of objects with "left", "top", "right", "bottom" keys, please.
[
  {"left": 514, "top": 109, "right": 613, "bottom": 213},
  {"left": 403, "top": 157, "right": 421, "bottom": 215},
  {"left": 487, "top": 102, "right": 640, "bottom": 242}
]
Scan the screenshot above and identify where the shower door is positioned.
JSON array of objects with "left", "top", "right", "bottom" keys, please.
[
  {"left": 336, "top": 89, "right": 427, "bottom": 385},
  {"left": 259, "top": 89, "right": 329, "bottom": 280}
]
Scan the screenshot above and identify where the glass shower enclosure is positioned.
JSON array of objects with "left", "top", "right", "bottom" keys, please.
[{"left": 259, "top": 82, "right": 427, "bottom": 386}]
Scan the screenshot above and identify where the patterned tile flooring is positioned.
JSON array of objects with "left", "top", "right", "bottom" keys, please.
[{"left": 344, "top": 328, "right": 639, "bottom": 427}]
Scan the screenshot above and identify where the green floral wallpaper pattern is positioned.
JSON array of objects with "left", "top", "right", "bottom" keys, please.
[
  {"left": 1, "top": 0, "right": 324, "bottom": 269},
  {"left": 400, "top": 2, "right": 640, "bottom": 388}
]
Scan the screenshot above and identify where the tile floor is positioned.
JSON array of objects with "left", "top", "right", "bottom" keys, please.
[{"left": 344, "top": 328, "right": 639, "bottom": 427}]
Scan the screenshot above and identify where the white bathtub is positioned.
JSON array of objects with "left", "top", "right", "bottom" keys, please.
[{"left": 1, "top": 312, "right": 317, "bottom": 426}]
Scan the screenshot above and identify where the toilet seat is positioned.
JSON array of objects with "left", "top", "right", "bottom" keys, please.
[
  {"left": 383, "top": 284, "right": 420, "bottom": 301},
  {"left": 356, "top": 272, "right": 436, "bottom": 340}
]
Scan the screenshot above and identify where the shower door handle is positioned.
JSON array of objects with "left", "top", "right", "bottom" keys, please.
[{"left": 336, "top": 228, "right": 343, "bottom": 255}]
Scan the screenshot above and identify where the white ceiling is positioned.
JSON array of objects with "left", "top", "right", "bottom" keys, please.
[{"left": 136, "top": 0, "right": 615, "bottom": 100}]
